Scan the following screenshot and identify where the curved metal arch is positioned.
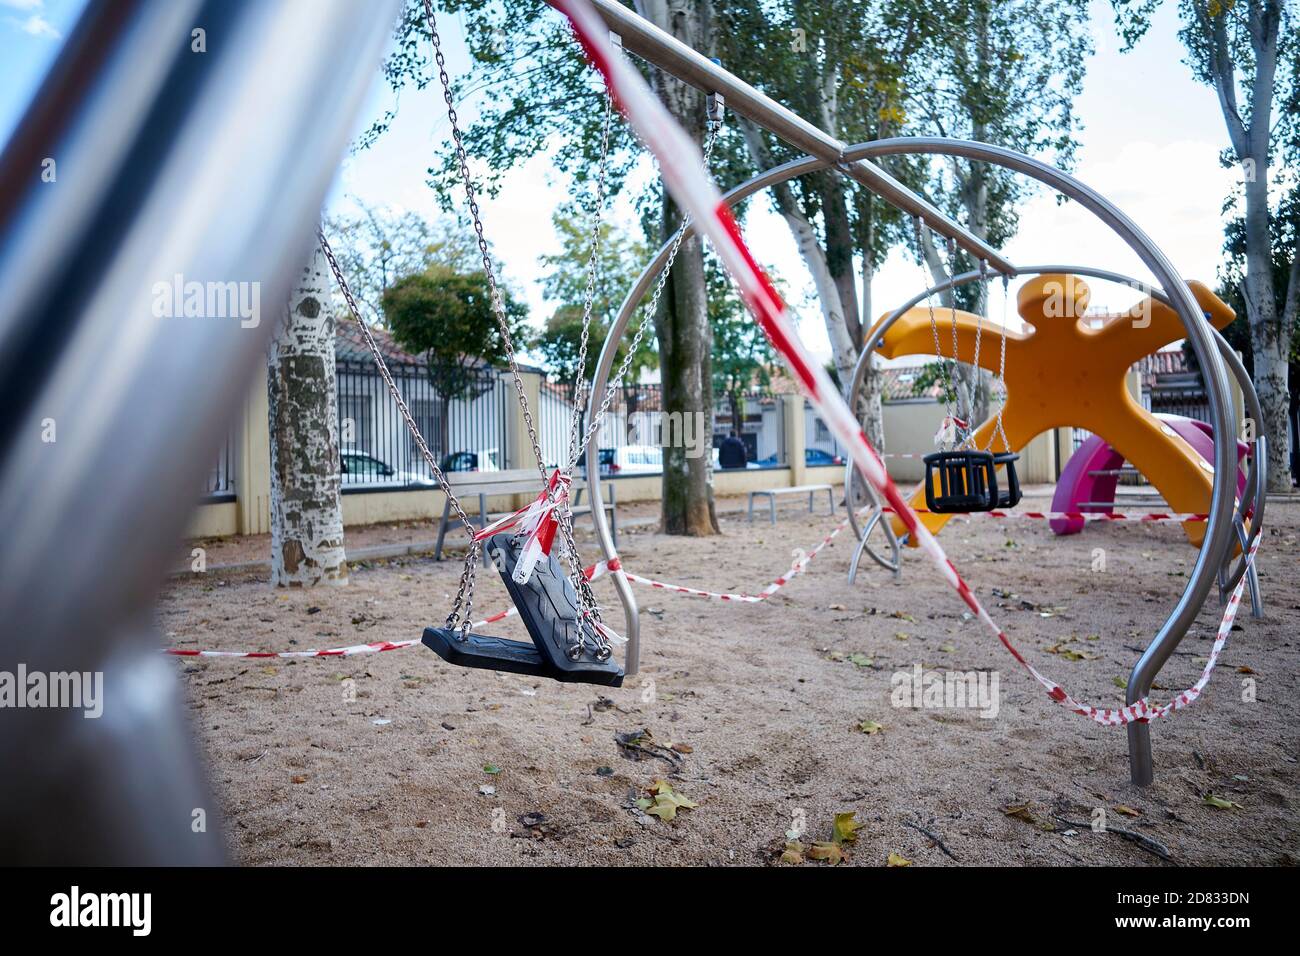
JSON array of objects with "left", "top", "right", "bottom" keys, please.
[
  {"left": 587, "top": 136, "right": 1243, "bottom": 787},
  {"left": 845, "top": 266, "right": 1266, "bottom": 587}
]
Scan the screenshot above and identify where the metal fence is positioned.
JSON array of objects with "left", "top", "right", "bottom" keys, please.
[
  {"left": 538, "top": 383, "right": 787, "bottom": 475},
  {"left": 720, "top": 392, "right": 785, "bottom": 467},
  {"left": 335, "top": 360, "right": 510, "bottom": 490},
  {"left": 804, "top": 400, "right": 847, "bottom": 466},
  {"left": 539, "top": 381, "right": 665, "bottom": 474}
]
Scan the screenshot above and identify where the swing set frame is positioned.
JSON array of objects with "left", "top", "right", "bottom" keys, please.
[
  {"left": 0, "top": 0, "right": 1264, "bottom": 865},
  {"left": 561, "top": 0, "right": 1259, "bottom": 788}
]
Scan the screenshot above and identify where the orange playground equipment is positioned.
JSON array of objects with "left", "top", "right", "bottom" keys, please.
[{"left": 873, "top": 273, "right": 1236, "bottom": 547}]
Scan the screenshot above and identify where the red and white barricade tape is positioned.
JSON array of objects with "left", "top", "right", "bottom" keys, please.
[
  {"left": 164, "top": 512, "right": 1260, "bottom": 723},
  {"left": 891, "top": 508, "right": 1211, "bottom": 523},
  {"left": 164, "top": 560, "right": 614, "bottom": 660},
  {"left": 623, "top": 517, "right": 849, "bottom": 602},
  {"left": 164, "top": 517, "right": 849, "bottom": 660},
  {"left": 167, "top": 5, "right": 1262, "bottom": 726},
  {"left": 549, "top": 0, "right": 1260, "bottom": 726}
]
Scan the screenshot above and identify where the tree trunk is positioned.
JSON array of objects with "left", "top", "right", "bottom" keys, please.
[
  {"left": 268, "top": 245, "right": 348, "bottom": 586},
  {"left": 640, "top": 0, "right": 719, "bottom": 535},
  {"left": 1243, "top": 153, "right": 1290, "bottom": 490},
  {"left": 858, "top": 254, "right": 886, "bottom": 451},
  {"left": 737, "top": 120, "right": 858, "bottom": 389},
  {"left": 1203, "top": 0, "right": 1290, "bottom": 488}
]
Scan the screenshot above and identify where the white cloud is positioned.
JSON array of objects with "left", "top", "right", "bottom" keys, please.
[
  {"left": 1, "top": 0, "right": 46, "bottom": 12},
  {"left": 17, "top": 14, "right": 59, "bottom": 38}
]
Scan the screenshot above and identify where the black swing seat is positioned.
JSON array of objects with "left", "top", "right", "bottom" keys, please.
[
  {"left": 992, "top": 452, "right": 1022, "bottom": 509},
  {"left": 422, "top": 532, "right": 624, "bottom": 687},
  {"left": 923, "top": 449, "right": 997, "bottom": 512},
  {"left": 922, "top": 450, "right": 1022, "bottom": 513}
]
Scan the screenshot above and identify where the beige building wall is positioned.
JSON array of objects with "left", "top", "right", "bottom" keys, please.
[{"left": 188, "top": 371, "right": 1086, "bottom": 540}]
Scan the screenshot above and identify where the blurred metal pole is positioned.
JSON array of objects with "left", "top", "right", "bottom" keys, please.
[{"left": 0, "top": 0, "right": 400, "bottom": 863}]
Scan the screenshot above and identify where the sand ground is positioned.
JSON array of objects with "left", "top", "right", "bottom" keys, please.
[{"left": 159, "top": 491, "right": 1300, "bottom": 866}]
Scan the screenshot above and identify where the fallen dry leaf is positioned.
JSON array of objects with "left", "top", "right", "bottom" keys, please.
[{"left": 807, "top": 841, "right": 845, "bottom": 865}]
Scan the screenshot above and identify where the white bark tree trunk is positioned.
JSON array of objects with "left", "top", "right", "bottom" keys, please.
[
  {"left": 737, "top": 120, "right": 858, "bottom": 390},
  {"left": 268, "top": 245, "right": 349, "bottom": 587},
  {"left": 1204, "top": 0, "right": 1291, "bottom": 490},
  {"left": 859, "top": 255, "right": 885, "bottom": 450},
  {"left": 638, "top": 0, "right": 720, "bottom": 534}
]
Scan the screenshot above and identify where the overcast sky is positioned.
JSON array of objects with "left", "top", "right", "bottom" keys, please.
[{"left": 2, "top": 0, "right": 1243, "bottom": 369}]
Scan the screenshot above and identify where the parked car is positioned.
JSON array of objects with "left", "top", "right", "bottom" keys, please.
[
  {"left": 609, "top": 444, "right": 663, "bottom": 474},
  {"left": 804, "top": 447, "right": 845, "bottom": 466},
  {"left": 339, "top": 449, "right": 436, "bottom": 487},
  {"left": 583, "top": 447, "right": 621, "bottom": 476},
  {"left": 439, "top": 448, "right": 502, "bottom": 473},
  {"left": 755, "top": 448, "right": 844, "bottom": 467}
]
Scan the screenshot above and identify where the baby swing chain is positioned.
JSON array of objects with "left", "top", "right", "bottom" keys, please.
[
  {"left": 316, "top": 231, "right": 485, "bottom": 634},
  {"left": 424, "top": 0, "right": 548, "bottom": 486},
  {"left": 987, "top": 273, "right": 1012, "bottom": 453},
  {"left": 915, "top": 218, "right": 962, "bottom": 449}
]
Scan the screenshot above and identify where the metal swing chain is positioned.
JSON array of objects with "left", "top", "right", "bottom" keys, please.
[
  {"left": 562, "top": 90, "right": 616, "bottom": 478},
  {"left": 552, "top": 91, "right": 617, "bottom": 661},
  {"left": 960, "top": 258, "right": 988, "bottom": 451},
  {"left": 316, "top": 231, "right": 484, "bottom": 634},
  {"left": 571, "top": 116, "right": 723, "bottom": 465},
  {"left": 915, "top": 217, "right": 960, "bottom": 449},
  {"left": 555, "top": 112, "right": 723, "bottom": 658},
  {"left": 987, "top": 274, "right": 1012, "bottom": 454},
  {"left": 423, "top": 0, "right": 547, "bottom": 483}
]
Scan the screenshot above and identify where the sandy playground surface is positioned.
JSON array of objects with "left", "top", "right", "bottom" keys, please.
[{"left": 159, "top": 491, "right": 1300, "bottom": 866}]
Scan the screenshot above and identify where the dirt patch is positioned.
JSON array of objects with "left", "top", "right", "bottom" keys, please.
[{"left": 160, "top": 492, "right": 1300, "bottom": 866}]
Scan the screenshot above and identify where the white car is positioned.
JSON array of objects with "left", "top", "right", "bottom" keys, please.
[{"left": 609, "top": 444, "right": 663, "bottom": 474}]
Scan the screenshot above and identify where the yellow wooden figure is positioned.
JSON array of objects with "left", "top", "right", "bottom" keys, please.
[{"left": 875, "top": 274, "right": 1237, "bottom": 547}]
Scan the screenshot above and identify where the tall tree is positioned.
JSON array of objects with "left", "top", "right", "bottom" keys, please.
[
  {"left": 637, "top": 0, "right": 721, "bottom": 534},
  {"left": 717, "top": 0, "right": 925, "bottom": 449},
  {"left": 709, "top": 254, "right": 777, "bottom": 433},
  {"left": 322, "top": 204, "right": 479, "bottom": 324},
  {"left": 382, "top": 267, "right": 529, "bottom": 457},
  {"left": 904, "top": 0, "right": 1089, "bottom": 426},
  {"left": 268, "top": 246, "right": 349, "bottom": 588},
  {"left": 364, "top": 0, "right": 734, "bottom": 534},
  {"left": 1112, "top": 0, "right": 1298, "bottom": 490},
  {"left": 534, "top": 205, "right": 656, "bottom": 384}
]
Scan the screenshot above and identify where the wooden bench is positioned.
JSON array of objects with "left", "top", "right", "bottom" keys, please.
[
  {"left": 433, "top": 468, "right": 618, "bottom": 561},
  {"left": 747, "top": 483, "right": 836, "bottom": 525}
]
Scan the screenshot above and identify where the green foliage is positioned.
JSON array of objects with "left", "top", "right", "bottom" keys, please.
[
  {"left": 533, "top": 205, "right": 656, "bottom": 383},
  {"left": 381, "top": 267, "right": 528, "bottom": 399},
  {"left": 908, "top": 361, "right": 957, "bottom": 403},
  {"left": 716, "top": 1, "right": 923, "bottom": 271},
  {"left": 1112, "top": 1, "right": 1299, "bottom": 415},
  {"left": 902, "top": 0, "right": 1091, "bottom": 269},
  {"left": 710, "top": 254, "right": 776, "bottom": 415},
  {"left": 323, "top": 204, "right": 479, "bottom": 323}
]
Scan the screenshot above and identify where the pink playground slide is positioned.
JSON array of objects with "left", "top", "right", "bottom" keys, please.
[{"left": 1050, "top": 414, "right": 1248, "bottom": 536}]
